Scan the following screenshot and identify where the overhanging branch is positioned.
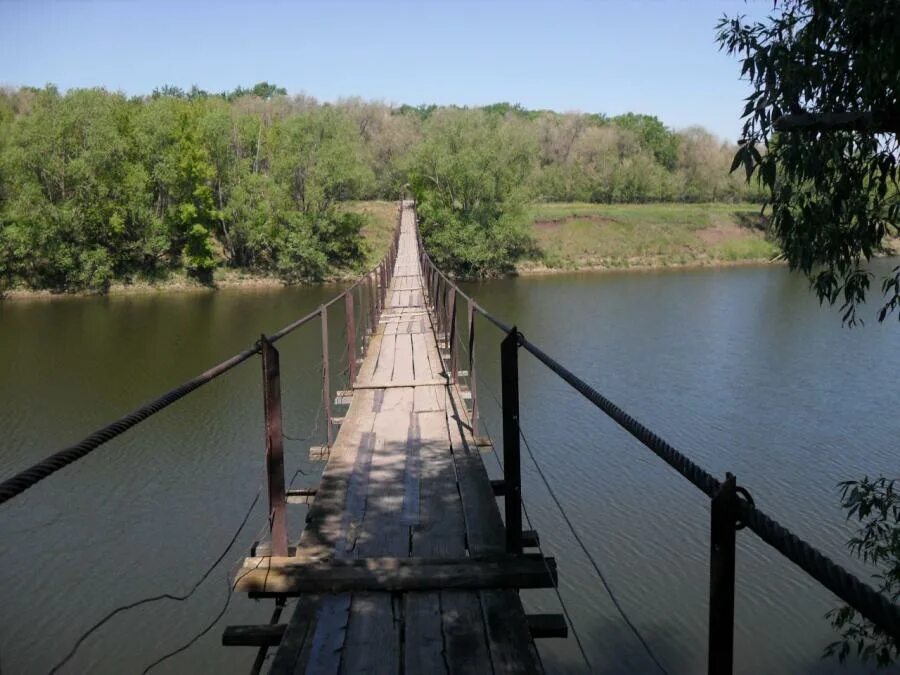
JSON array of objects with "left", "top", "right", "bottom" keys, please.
[{"left": 774, "top": 111, "right": 900, "bottom": 135}]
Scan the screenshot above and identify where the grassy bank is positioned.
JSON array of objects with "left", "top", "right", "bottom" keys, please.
[
  {"left": 520, "top": 202, "right": 779, "bottom": 273},
  {"left": 349, "top": 200, "right": 400, "bottom": 267}
]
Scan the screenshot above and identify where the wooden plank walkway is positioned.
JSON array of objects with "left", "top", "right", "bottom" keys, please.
[{"left": 230, "top": 202, "right": 547, "bottom": 674}]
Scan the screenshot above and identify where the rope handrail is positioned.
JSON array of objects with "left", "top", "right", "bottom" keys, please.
[
  {"left": 415, "top": 213, "right": 900, "bottom": 643},
  {"left": 0, "top": 211, "right": 403, "bottom": 507}
]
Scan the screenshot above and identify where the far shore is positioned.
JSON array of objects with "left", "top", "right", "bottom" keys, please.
[
  {"left": 2, "top": 255, "right": 783, "bottom": 302},
  {"left": 515, "top": 255, "right": 782, "bottom": 277}
]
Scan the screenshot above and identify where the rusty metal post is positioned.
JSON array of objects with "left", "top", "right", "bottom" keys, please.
[
  {"left": 709, "top": 473, "right": 738, "bottom": 675},
  {"left": 345, "top": 291, "right": 357, "bottom": 384},
  {"left": 260, "top": 335, "right": 288, "bottom": 557},
  {"left": 448, "top": 290, "right": 458, "bottom": 383},
  {"left": 374, "top": 264, "right": 381, "bottom": 317},
  {"left": 436, "top": 275, "right": 446, "bottom": 339},
  {"left": 501, "top": 327, "right": 522, "bottom": 554},
  {"left": 368, "top": 272, "right": 378, "bottom": 337},
  {"left": 468, "top": 299, "right": 478, "bottom": 437},
  {"left": 321, "top": 306, "right": 334, "bottom": 448}
]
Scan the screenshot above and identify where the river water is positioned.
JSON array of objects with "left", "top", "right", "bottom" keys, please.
[{"left": 1, "top": 262, "right": 898, "bottom": 674}]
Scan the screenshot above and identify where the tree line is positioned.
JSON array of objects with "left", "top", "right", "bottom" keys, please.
[{"left": 0, "top": 84, "right": 762, "bottom": 291}]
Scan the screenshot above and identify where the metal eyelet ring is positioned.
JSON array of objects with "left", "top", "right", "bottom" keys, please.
[{"left": 734, "top": 485, "right": 755, "bottom": 531}]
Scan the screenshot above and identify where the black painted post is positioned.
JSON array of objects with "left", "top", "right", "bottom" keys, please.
[
  {"left": 345, "top": 292, "right": 356, "bottom": 384},
  {"left": 368, "top": 272, "right": 378, "bottom": 337},
  {"left": 501, "top": 327, "right": 522, "bottom": 554},
  {"left": 709, "top": 473, "right": 738, "bottom": 675},
  {"left": 260, "top": 335, "right": 288, "bottom": 557},
  {"left": 467, "top": 300, "right": 478, "bottom": 437},
  {"left": 321, "top": 306, "right": 333, "bottom": 448},
  {"left": 448, "top": 290, "right": 458, "bottom": 383}
]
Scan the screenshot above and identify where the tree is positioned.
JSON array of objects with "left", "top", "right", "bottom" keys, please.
[
  {"left": 613, "top": 113, "right": 680, "bottom": 170},
  {"left": 718, "top": 2, "right": 899, "bottom": 666},
  {"left": 717, "top": 0, "right": 899, "bottom": 325},
  {"left": 268, "top": 108, "right": 372, "bottom": 277},
  {"left": 825, "top": 478, "right": 899, "bottom": 667},
  {"left": 409, "top": 109, "right": 537, "bottom": 276}
]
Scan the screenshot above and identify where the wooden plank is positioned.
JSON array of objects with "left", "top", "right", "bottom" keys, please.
[
  {"left": 352, "top": 378, "right": 447, "bottom": 390},
  {"left": 222, "top": 624, "right": 285, "bottom": 647},
  {"left": 404, "top": 592, "right": 445, "bottom": 674},
  {"left": 392, "top": 333, "right": 415, "bottom": 384},
  {"left": 413, "top": 384, "right": 444, "bottom": 413},
  {"left": 410, "top": 332, "right": 434, "bottom": 379},
  {"left": 235, "top": 556, "right": 557, "bottom": 594},
  {"left": 444, "top": 383, "right": 545, "bottom": 672},
  {"left": 400, "top": 411, "right": 421, "bottom": 526},
  {"left": 442, "top": 590, "right": 493, "bottom": 675},
  {"left": 373, "top": 333, "right": 396, "bottom": 381},
  {"left": 300, "top": 593, "right": 351, "bottom": 674},
  {"left": 340, "top": 386, "right": 412, "bottom": 673},
  {"left": 527, "top": 613, "right": 568, "bottom": 639},
  {"left": 338, "top": 593, "right": 399, "bottom": 675},
  {"left": 268, "top": 596, "right": 321, "bottom": 674},
  {"left": 409, "top": 408, "right": 494, "bottom": 674}
]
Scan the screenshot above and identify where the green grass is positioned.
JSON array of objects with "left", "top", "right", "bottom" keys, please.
[
  {"left": 344, "top": 200, "right": 400, "bottom": 268},
  {"left": 522, "top": 202, "right": 778, "bottom": 271}
]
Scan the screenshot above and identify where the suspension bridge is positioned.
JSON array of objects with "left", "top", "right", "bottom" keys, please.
[{"left": 1, "top": 201, "right": 898, "bottom": 674}]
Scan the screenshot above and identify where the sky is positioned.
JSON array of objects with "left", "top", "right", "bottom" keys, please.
[{"left": 0, "top": 0, "right": 773, "bottom": 141}]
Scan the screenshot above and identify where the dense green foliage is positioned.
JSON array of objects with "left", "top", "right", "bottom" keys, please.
[
  {"left": 0, "top": 83, "right": 762, "bottom": 290},
  {"left": 409, "top": 109, "right": 537, "bottom": 276},
  {"left": 717, "top": 0, "right": 899, "bottom": 325},
  {"left": 0, "top": 86, "right": 373, "bottom": 291},
  {"left": 719, "top": 2, "right": 900, "bottom": 666},
  {"left": 826, "top": 478, "right": 899, "bottom": 666}
]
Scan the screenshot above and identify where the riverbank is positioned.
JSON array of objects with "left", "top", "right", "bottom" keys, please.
[
  {"left": 14, "top": 200, "right": 893, "bottom": 300},
  {"left": 523, "top": 202, "right": 781, "bottom": 273},
  {"left": 1, "top": 200, "right": 400, "bottom": 302}
]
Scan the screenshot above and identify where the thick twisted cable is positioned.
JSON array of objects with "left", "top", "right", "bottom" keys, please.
[
  {"left": 0, "top": 345, "right": 261, "bottom": 506},
  {"left": 515, "top": 332, "right": 723, "bottom": 498},
  {"left": 740, "top": 502, "right": 900, "bottom": 641}
]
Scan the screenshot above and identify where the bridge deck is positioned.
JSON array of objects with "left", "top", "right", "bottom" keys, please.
[{"left": 233, "top": 203, "right": 544, "bottom": 673}]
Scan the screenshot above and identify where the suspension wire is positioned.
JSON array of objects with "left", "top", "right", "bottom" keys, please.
[
  {"left": 519, "top": 425, "right": 670, "bottom": 675},
  {"left": 48, "top": 487, "right": 262, "bottom": 674},
  {"left": 477, "top": 374, "right": 668, "bottom": 675},
  {"left": 141, "top": 561, "right": 263, "bottom": 674},
  {"left": 472, "top": 383, "right": 593, "bottom": 673},
  {"left": 281, "top": 355, "right": 327, "bottom": 443}
]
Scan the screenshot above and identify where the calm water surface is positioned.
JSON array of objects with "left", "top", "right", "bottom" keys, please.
[{"left": 1, "top": 263, "right": 898, "bottom": 674}]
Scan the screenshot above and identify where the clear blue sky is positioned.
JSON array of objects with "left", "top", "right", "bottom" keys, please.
[{"left": 0, "top": 0, "right": 772, "bottom": 141}]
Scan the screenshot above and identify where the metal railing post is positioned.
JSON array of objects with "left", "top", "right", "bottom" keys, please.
[
  {"left": 260, "top": 335, "right": 288, "bottom": 557},
  {"left": 437, "top": 276, "right": 446, "bottom": 339},
  {"left": 321, "top": 306, "right": 333, "bottom": 448},
  {"left": 468, "top": 300, "right": 478, "bottom": 437},
  {"left": 448, "top": 290, "right": 458, "bottom": 383},
  {"left": 368, "top": 272, "right": 378, "bottom": 337},
  {"left": 345, "top": 291, "right": 356, "bottom": 384},
  {"left": 709, "top": 473, "right": 738, "bottom": 675},
  {"left": 501, "top": 327, "right": 523, "bottom": 554}
]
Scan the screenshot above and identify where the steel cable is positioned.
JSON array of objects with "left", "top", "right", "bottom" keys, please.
[{"left": 0, "top": 345, "right": 260, "bottom": 506}]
